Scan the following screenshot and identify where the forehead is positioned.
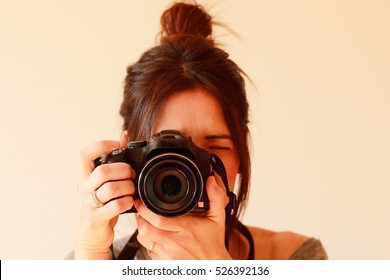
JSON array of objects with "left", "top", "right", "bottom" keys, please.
[{"left": 152, "top": 88, "right": 230, "bottom": 138}]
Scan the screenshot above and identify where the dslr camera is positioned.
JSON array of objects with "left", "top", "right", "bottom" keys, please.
[{"left": 95, "top": 130, "right": 227, "bottom": 217}]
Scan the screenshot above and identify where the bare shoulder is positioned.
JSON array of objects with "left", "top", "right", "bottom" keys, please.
[{"left": 247, "top": 226, "right": 309, "bottom": 260}]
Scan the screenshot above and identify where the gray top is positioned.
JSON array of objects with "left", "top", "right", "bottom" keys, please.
[
  {"left": 288, "top": 238, "right": 328, "bottom": 260},
  {"left": 66, "top": 235, "right": 327, "bottom": 260},
  {"left": 111, "top": 235, "right": 328, "bottom": 260}
]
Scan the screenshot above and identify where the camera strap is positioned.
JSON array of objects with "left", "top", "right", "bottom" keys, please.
[{"left": 209, "top": 154, "right": 238, "bottom": 249}]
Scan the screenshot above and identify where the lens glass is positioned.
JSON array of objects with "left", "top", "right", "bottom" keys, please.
[
  {"left": 161, "top": 175, "right": 181, "bottom": 196},
  {"left": 154, "top": 170, "right": 188, "bottom": 204}
]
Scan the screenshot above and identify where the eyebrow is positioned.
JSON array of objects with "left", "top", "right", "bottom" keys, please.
[{"left": 205, "top": 134, "right": 232, "bottom": 140}]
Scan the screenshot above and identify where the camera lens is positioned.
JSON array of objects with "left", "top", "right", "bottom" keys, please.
[
  {"left": 154, "top": 171, "right": 188, "bottom": 204},
  {"left": 139, "top": 154, "right": 203, "bottom": 217}
]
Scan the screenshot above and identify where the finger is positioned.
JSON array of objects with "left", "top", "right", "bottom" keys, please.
[
  {"left": 206, "top": 176, "right": 229, "bottom": 219},
  {"left": 136, "top": 215, "right": 197, "bottom": 260},
  {"left": 136, "top": 214, "right": 173, "bottom": 243},
  {"left": 134, "top": 200, "right": 182, "bottom": 232},
  {"left": 78, "top": 140, "right": 120, "bottom": 181},
  {"left": 92, "top": 179, "right": 135, "bottom": 205},
  {"left": 136, "top": 217, "right": 174, "bottom": 260},
  {"left": 84, "top": 162, "right": 135, "bottom": 192},
  {"left": 136, "top": 236, "right": 163, "bottom": 259},
  {"left": 95, "top": 195, "right": 134, "bottom": 222}
]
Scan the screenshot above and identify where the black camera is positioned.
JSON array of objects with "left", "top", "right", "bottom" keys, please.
[{"left": 95, "top": 130, "right": 225, "bottom": 217}]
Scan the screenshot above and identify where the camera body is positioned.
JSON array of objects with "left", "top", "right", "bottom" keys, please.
[{"left": 95, "top": 130, "right": 214, "bottom": 217}]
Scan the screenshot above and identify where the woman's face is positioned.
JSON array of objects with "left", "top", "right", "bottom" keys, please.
[{"left": 152, "top": 87, "right": 239, "bottom": 192}]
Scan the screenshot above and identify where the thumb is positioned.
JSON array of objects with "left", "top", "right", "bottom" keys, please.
[{"left": 206, "top": 176, "right": 229, "bottom": 220}]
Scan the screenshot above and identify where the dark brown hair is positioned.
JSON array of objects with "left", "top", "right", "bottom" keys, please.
[{"left": 120, "top": 2, "right": 250, "bottom": 217}]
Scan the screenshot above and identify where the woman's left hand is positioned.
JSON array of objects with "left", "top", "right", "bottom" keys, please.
[{"left": 135, "top": 175, "right": 232, "bottom": 260}]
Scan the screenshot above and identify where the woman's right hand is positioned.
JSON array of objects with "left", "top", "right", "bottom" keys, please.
[{"left": 75, "top": 140, "right": 135, "bottom": 259}]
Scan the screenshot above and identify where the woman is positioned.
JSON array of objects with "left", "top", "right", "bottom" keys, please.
[{"left": 75, "top": 2, "right": 327, "bottom": 260}]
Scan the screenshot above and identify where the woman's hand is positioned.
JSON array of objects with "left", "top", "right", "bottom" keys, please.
[
  {"left": 75, "top": 140, "right": 135, "bottom": 259},
  {"left": 135, "top": 176, "right": 232, "bottom": 260}
]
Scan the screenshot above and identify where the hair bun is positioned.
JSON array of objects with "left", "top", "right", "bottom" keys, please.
[{"left": 160, "top": 2, "right": 213, "bottom": 44}]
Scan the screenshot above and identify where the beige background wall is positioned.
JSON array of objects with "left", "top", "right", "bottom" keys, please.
[{"left": 1, "top": 0, "right": 389, "bottom": 259}]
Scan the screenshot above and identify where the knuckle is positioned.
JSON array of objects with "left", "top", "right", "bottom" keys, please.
[
  {"left": 111, "top": 196, "right": 133, "bottom": 214},
  {"left": 126, "top": 181, "right": 135, "bottom": 195},
  {"left": 96, "top": 164, "right": 111, "bottom": 178},
  {"left": 137, "top": 219, "right": 147, "bottom": 235},
  {"left": 100, "top": 181, "right": 117, "bottom": 197},
  {"left": 128, "top": 167, "right": 136, "bottom": 179},
  {"left": 121, "top": 164, "right": 135, "bottom": 179},
  {"left": 153, "top": 217, "right": 165, "bottom": 229},
  {"left": 136, "top": 233, "right": 146, "bottom": 247},
  {"left": 111, "top": 198, "right": 124, "bottom": 212}
]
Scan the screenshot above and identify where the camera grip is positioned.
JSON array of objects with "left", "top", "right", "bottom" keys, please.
[{"left": 94, "top": 148, "right": 127, "bottom": 167}]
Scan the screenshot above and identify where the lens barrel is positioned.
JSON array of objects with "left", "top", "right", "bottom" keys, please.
[{"left": 138, "top": 153, "right": 204, "bottom": 217}]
